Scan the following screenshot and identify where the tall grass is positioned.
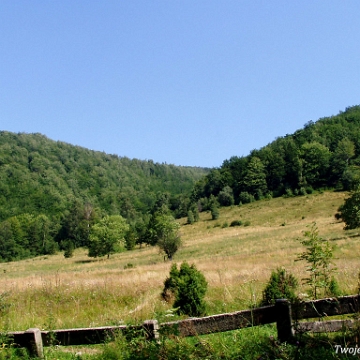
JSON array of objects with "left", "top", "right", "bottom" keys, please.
[
  {"left": 0, "top": 191, "right": 359, "bottom": 358},
  {"left": 1, "top": 191, "right": 359, "bottom": 331}
]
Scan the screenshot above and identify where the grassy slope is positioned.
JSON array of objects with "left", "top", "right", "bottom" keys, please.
[{"left": 1, "top": 191, "right": 359, "bottom": 332}]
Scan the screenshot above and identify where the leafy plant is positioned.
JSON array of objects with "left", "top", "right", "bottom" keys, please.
[
  {"left": 261, "top": 267, "right": 298, "bottom": 305},
  {"left": 62, "top": 240, "right": 74, "bottom": 258},
  {"left": 297, "top": 222, "right": 337, "bottom": 298},
  {"left": 211, "top": 206, "right": 219, "bottom": 220},
  {"left": 162, "top": 262, "right": 208, "bottom": 317},
  {"left": 335, "top": 185, "right": 360, "bottom": 229},
  {"left": 230, "top": 220, "right": 242, "bottom": 227},
  {"left": 187, "top": 210, "right": 195, "bottom": 225}
]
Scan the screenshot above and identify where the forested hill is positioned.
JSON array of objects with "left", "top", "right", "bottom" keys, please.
[
  {"left": 1, "top": 105, "right": 360, "bottom": 262},
  {"left": 0, "top": 131, "right": 208, "bottom": 220},
  {"left": 191, "top": 105, "right": 360, "bottom": 206}
]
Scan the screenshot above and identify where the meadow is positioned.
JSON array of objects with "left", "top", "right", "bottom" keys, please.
[{"left": 1, "top": 190, "right": 359, "bottom": 358}]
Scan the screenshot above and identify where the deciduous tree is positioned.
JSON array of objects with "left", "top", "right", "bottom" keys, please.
[{"left": 88, "top": 215, "right": 129, "bottom": 258}]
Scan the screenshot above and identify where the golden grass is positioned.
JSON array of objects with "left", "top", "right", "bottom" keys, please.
[{"left": 1, "top": 191, "right": 359, "bottom": 331}]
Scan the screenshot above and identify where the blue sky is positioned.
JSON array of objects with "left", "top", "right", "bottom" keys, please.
[{"left": 1, "top": 1, "right": 360, "bottom": 168}]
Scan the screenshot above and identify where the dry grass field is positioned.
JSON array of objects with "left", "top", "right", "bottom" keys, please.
[{"left": 1, "top": 190, "right": 359, "bottom": 332}]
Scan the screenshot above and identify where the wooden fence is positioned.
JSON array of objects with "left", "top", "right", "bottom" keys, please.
[{"left": 4, "top": 294, "right": 359, "bottom": 358}]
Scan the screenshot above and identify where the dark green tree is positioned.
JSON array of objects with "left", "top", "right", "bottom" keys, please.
[
  {"left": 162, "top": 262, "right": 208, "bottom": 316},
  {"left": 301, "top": 142, "right": 331, "bottom": 187},
  {"left": 152, "top": 214, "right": 182, "bottom": 260},
  {"left": 331, "top": 138, "right": 355, "bottom": 184},
  {"left": 335, "top": 185, "right": 360, "bottom": 229},
  {"left": 217, "top": 186, "right": 235, "bottom": 206},
  {"left": 261, "top": 268, "right": 298, "bottom": 305},
  {"left": 211, "top": 205, "right": 219, "bottom": 220},
  {"left": 240, "top": 157, "right": 267, "bottom": 198},
  {"left": 63, "top": 240, "right": 74, "bottom": 258},
  {"left": 187, "top": 210, "right": 195, "bottom": 225}
]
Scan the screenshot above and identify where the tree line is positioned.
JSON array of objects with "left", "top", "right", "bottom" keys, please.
[
  {"left": 0, "top": 132, "right": 206, "bottom": 261},
  {"left": 191, "top": 105, "right": 360, "bottom": 207},
  {"left": 1, "top": 105, "right": 360, "bottom": 262}
]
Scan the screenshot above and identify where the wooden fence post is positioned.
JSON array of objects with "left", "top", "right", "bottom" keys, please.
[
  {"left": 24, "top": 328, "right": 44, "bottom": 358},
  {"left": 143, "top": 320, "right": 159, "bottom": 341},
  {"left": 275, "top": 299, "right": 294, "bottom": 343}
]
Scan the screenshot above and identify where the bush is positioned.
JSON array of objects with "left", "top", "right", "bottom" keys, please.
[
  {"left": 336, "top": 185, "right": 360, "bottom": 230},
  {"left": 230, "top": 220, "right": 242, "bottom": 227},
  {"left": 238, "top": 192, "right": 255, "bottom": 204},
  {"left": 211, "top": 206, "right": 219, "bottom": 220},
  {"left": 261, "top": 267, "right": 298, "bottom": 305},
  {"left": 62, "top": 240, "right": 74, "bottom": 258},
  {"left": 162, "top": 262, "right": 208, "bottom": 317},
  {"left": 187, "top": 210, "right": 195, "bottom": 225},
  {"left": 217, "top": 186, "right": 235, "bottom": 206}
]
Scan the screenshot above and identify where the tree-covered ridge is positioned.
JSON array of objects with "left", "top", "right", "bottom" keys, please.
[
  {"left": 192, "top": 105, "right": 360, "bottom": 205},
  {"left": 0, "top": 131, "right": 207, "bottom": 222},
  {"left": 0, "top": 131, "right": 207, "bottom": 261}
]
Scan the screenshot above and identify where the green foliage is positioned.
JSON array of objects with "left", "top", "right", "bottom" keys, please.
[
  {"left": 238, "top": 191, "right": 255, "bottom": 204},
  {"left": 297, "top": 223, "right": 337, "bottom": 298},
  {"left": 210, "top": 206, "right": 219, "bottom": 220},
  {"left": 192, "top": 105, "right": 360, "bottom": 210},
  {"left": 88, "top": 215, "right": 129, "bottom": 258},
  {"left": 230, "top": 219, "right": 242, "bottom": 227},
  {"left": 0, "top": 131, "right": 207, "bottom": 261},
  {"left": 217, "top": 185, "right": 235, "bottom": 206},
  {"left": 336, "top": 185, "right": 360, "bottom": 229},
  {"left": 162, "top": 262, "right": 207, "bottom": 316},
  {"left": 191, "top": 204, "right": 200, "bottom": 222},
  {"left": 124, "top": 227, "right": 137, "bottom": 251},
  {"left": 261, "top": 267, "right": 298, "bottom": 305},
  {"left": 153, "top": 214, "right": 182, "bottom": 260},
  {"left": 62, "top": 240, "right": 74, "bottom": 258},
  {"left": 187, "top": 210, "right": 194, "bottom": 225},
  {"left": 240, "top": 156, "right": 268, "bottom": 198},
  {"left": 301, "top": 141, "right": 331, "bottom": 187}
]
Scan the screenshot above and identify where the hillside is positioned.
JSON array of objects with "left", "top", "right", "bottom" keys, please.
[
  {"left": 0, "top": 131, "right": 208, "bottom": 261},
  {"left": 0, "top": 190, "right": 358, "bottom": 332},
  {"left": 1, "top": 105, "right": 360, "bottom": 263},
  {"left": 192, "top": 105, "right": 360, "bottom": 205}
]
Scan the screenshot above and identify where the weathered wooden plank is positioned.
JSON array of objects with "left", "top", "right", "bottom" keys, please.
[
  {"left": 294, "top": 294, "right": 360, "bottom": 320},
  {"left": 41, "top": 325, "right": 128, "bottom": 346},
  {"left": 161, "top": 305, "right": 276, "bottom": 337},
  {"left": 296, "top": 319, "right": 357, "bottom": 333}
]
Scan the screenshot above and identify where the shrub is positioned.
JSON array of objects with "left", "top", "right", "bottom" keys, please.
[
  {"left": 283, "top": 188, "right": 293, "bottom": 198},
  {"left": 162, "top": 262, "right": 208, "bottom": 316},
  {"left": 217, "top": 186, "right": 235, "bottom": 206},
  {"left": 297, "top": 222, "right": 337, "bottom": 298},
  {"left": 238, "top": 192, "right": 255, "bottom": 204},
  {"left": 335, "top": 185, "right": 360, "bottom": 230},
  {"left": 327, "top": 277, "right": 342, "bottom": 297},
  {"left": 211, "top": 206, "right": 219, "bottom": 220},
  {"left": 230, "top": 220, "right": 242, "bottom": 227},
  {"left": 62, "top": 240, "right": 74, "bottom": 258},
  {"left": 187, "top": 210, "right": 195, "bottom": 225},
  {"left": 261, "top": 267, "right": 298, "bottom": 305}
]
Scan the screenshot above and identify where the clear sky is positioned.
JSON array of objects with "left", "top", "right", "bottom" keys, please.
[{"left": 1, "top": 1, "right": 359, "bottom": 168}]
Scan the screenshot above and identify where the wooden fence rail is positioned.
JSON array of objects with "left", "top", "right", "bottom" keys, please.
[{"left": 4, "top": 294, "right": 359, "bottom": 358}]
